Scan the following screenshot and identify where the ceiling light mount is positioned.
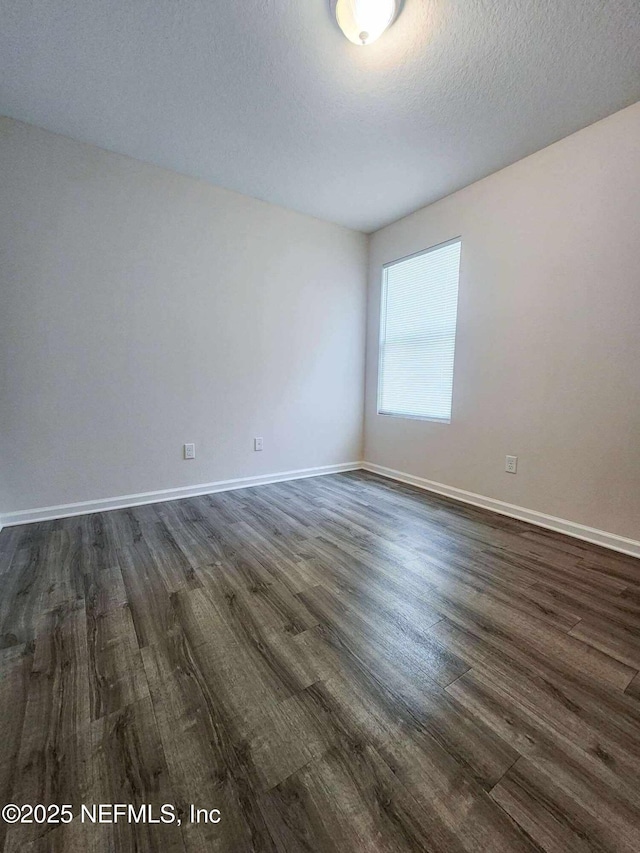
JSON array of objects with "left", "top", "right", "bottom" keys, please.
[{"left": 331, "top": 0, "right": 401, "bottom": 46}]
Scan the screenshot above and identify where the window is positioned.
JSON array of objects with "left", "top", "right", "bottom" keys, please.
[{"left": 377, "top": 238, "right": 461, "bottom": 422}]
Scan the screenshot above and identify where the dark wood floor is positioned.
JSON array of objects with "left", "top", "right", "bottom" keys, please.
[{"left": 1, "top": 471, "right": 640, "bottom": 852}]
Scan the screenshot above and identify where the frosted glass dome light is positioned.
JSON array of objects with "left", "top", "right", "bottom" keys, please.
[{"left": 333, "top": 0, "right": 400, "bottom": 46}]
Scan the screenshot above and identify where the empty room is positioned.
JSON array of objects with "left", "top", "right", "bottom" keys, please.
[{"left": 1, "top": 1, "right": 640, "bottom": 851}]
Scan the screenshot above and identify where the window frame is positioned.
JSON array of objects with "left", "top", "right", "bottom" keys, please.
[{"left": 376, "top": 237, "right": 462, "bottom": 424}]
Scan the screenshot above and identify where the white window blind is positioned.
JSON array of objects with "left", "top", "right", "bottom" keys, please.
[{"left": 378, "top": 239, "right": 461, "bottom": 422}]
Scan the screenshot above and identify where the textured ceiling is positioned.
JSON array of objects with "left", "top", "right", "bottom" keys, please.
[{"left": 1, "top": 0, "right": 639, "bottom": 232}]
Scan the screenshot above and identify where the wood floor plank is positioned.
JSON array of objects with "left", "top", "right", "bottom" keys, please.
[
  {"left": 0, "top": 645, "right": 33, "bottom": 851},
  {"left": 297, "top": 582, "right": 469, "bottom": 690},
  {"left": 258, "top": 743, "right": 473, "bottom": 853},
  {"left": 169, "top": 586, "right": 303, "bottom": 737},
  {"left": 430, "top": 617, "right": 640, "bottom": 752},
  {"left": 624, "top": 671, "right": 640, "bottom": 701},
  {"left": 75, "top": 512, "right": 120, "bottom": 576},
  {"left": 530, "top": 581, "right": 640, "bottom": 632},
  {"left": 288, "top": 618, "right": 519, "bottom": 794},
  {"left": 4, "top": 603, "right": 93, "bottom": 849},
  {"left": 569, "top": 616, "right": 640, "bottom": 670},
  {"left": 84, "top": 564, "right": 150, "bottom": 720},
  {"left": 314, "top": 662, "right": 519, "bottom": 792},
  {"left": 87, "top": 697, "right": 185, "bottom": 852},
  {"left": 0, "top": 526, "right": 26, "bottom": 576},
  {"left": 376, "top": 726, "right": 540, "bottom": 853},
  {"left": 116, "top": 541, "right": 183, "bottom": 649},
  {"left": 446, "top": 669, "right": 640, "bottom": 829},
  {"left": 197, "top": 557, "right": 319, "bottom": 636},
  {"left": 0, "top": 523, "right": 83, "bottom": 649},
  {"left": 424, "top": 592, "right": 635, "bottom": 692},
  {"left": 491, "top": 757, "right": 639, "bottom": 853},
  {"left": 142, "top": 628, "right": 279, "bottom": 852}
]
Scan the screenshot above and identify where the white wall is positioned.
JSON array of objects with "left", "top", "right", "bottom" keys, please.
[
  {"left": 0, "top": 118, "right": 367, "bottom": 514},
  {"left": 365, "top": 101, "right": 640, "bottom": 542}
]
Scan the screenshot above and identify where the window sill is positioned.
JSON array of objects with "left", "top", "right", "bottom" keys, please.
[{"left": 377, "top": 411, "right": 451, "bottom": 424}]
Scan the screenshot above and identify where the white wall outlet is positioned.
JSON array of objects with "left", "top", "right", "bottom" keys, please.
[
  {"left": 505, "top": 455, "right": 518, "bottom": 474},
  {"left": 184, "top": 443, "right": 196, "bottom": 460},
  {"left": 254, "top": 437, "right": 264, "bottom": 451}
]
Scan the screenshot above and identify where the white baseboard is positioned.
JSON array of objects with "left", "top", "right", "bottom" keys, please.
[
  {"left": 2, "top": 460, "right": 638, "bottom": 560},
  {"left": 362, "top": 462, "right": 640, "bottom": 559},
  {"left": 0, "top": 462, "right": 363, "bottom": 528}
]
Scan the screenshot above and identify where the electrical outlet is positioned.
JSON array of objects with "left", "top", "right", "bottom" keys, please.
[
  {"left": 184, "top": 443, "right": 196, "bottom": 460},
  {"left": 254, "top": 437, "right": 264, "bottom": 452},
  {"left": 505, "top": 455, "right": 518, "bottom": 474}
]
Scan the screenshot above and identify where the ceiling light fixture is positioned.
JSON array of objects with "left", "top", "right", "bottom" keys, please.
[{"left": 332, "top": 0, "right": 401, "bottom": 46}]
